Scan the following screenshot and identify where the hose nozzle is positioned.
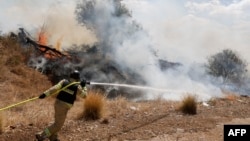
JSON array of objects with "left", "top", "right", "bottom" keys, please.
[{"left": 80, "top": 80, "right": 91, "bottom": 86}]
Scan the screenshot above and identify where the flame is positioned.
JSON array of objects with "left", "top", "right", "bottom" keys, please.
[
  {"left": 38, "top": 31, "right": 47, "bottom": 46},
  {"left": 36, "top": 28, "right": 71, "bottom": 60},
  {"left": 37, "top": 29, "right": 57, "bottom": 59}
]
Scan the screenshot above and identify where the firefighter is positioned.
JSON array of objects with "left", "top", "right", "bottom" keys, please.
[{"left": 36, "top": 70, "right": 88, "bottom": 141}]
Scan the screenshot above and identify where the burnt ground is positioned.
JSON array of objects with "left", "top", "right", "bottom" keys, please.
[{"left": 0, "top": 95, "right": 249, "bottom": 141}]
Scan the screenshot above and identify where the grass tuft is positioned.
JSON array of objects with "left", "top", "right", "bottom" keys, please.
[
  {"left": 178, "top": 95, "right": 197, "bottom": 115},
  {"left": 79, "top": 91, "right": 106, "bottom": 120}
]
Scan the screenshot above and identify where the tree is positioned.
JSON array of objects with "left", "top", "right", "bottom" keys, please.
[{"left": 205, "top": 49, "right": 247, "bottom": 84}]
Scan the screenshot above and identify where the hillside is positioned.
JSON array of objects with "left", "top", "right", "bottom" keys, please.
[{"left": 0, "top": 36, "right": 250, "bottom": 141}]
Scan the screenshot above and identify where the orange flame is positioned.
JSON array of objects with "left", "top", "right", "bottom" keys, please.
[
  {"left": 38, "top": 31, "right": 47, "bottom": 46},
  {"left": 36, "top": 28, "right": 70, "bottom": 60}
]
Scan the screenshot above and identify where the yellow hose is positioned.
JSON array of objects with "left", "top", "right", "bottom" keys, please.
[{"left": 0, "top": 81, "right": 80, "bottom": 111}]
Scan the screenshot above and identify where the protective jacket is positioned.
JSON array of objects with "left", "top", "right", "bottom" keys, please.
[
  {"left": 43, "top": 79, "right": 87, "bottom": 106},
  {"left": 57, "top": 80, "right": 78, "bottom": 104}
]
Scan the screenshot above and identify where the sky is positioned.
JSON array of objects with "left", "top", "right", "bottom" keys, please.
[
  {"left": 0, "top": 0, "right": 250, "bottom": 101},
  {"left": 123, "top": 0, "right": 250, "bottom": 64}
]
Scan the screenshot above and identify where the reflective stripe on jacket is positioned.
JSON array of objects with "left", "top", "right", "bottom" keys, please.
[
  {"left": 43, "top": 79, "right": 87, "bottom": 105},
  {"left": 56, "top": 80, "right": 78, "bottom": 104}
]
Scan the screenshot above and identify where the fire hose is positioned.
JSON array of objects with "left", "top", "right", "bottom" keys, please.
[{"left": 0, "top": 81, "right": 90, "bottom": 111}]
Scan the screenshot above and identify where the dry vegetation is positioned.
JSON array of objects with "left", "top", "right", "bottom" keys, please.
[
  {"left": 178, "top": 95, "right": 197, "bottom": 115},
  {"left": 0, "top": 112, "right": 4, "bottom": 134},
  {"left": 78, "top": 91, "right": 106, "bottom": 120},
  {"left": 0, "top": 36, "right": 53, "bottom": 132},
  {"left": 0, "top": 36, "right": 250, "bottom": 141}
]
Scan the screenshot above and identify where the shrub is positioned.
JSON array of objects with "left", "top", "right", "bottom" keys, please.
[
  {"left": 79, "top": 91, "right": 106, "bottom": 120},
  {"left": 178, "top": 95, "right": 197, "bottom": 115},
  {"left": 205, "top": 49, "right": 247, "bottom": 83}
]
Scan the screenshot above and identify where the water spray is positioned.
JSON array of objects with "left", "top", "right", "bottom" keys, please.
[
  {"left": 88, "top": 81, "right": 215, "bottom": 102},
  {"left": 89, "top": 82, "right": 188, "bottom": 94}
]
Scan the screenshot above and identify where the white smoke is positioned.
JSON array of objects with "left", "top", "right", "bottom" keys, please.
[
  {"left": 0, "top": 0, "right": 97, "bottom": 49},
  {"left": 122, "top": 0, "right": 250, "bottom": 67},
  {"left": 1, "top": 0, "right": 250, "bottom": 101},
  {"left": 119, "top": 0, "right": 250, "bottom": 100},
  {"left": 72, "top": 0, "right": 224, "bottom": 101}
]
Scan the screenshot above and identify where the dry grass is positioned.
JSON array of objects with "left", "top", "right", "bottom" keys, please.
[
  {"left": 79, "top": 90, "right": 106, "bottom": 120},
  {"left": 107, "top": 96, "right": 129, "bottom": 118},
  {"left": 0, "top": 36, "right": 52, "bottom": 132},
  {"left": 0, "top": 112, "right": 4, "bottom": 134},
  {"left": 178, "top": 95, "right": 197, "bottom": 115},
  {"left": 222, "top": 90, "right": 238, "bottom": 101},
  {"left": 0, "top": 36, "right": 51, "bottom": 99}
]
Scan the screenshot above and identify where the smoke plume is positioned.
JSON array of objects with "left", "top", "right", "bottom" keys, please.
[
  {"left": 73, "top": 0, "right": 223, "bottom": 101},
  {"left": 1, "top": 0, "right": 250, "bottom": 101}
]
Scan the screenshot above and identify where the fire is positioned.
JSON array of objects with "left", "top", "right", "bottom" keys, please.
[
  {"left": 38, "top": 31, "right": 47, "bottom": 46},
  {"left": 35, "top": 28, "right": 71, "bottom": 60},
  {"left": 37, "top": 29, "right": 59, "bottom": 59}
]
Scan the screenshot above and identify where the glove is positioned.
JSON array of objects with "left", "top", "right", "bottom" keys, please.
[
  {"left": 80, "top": 80, "right": 86, "bottom": 87},
  {"left": 39, "top": 93, "right": 46, "bottom": 99}
]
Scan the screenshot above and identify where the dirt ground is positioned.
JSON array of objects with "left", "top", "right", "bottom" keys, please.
[{"left": 0, "top": 94, "right": 249, "bottom": 141}]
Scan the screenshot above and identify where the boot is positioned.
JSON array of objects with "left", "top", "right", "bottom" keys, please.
[
  {"left": 49, "top": 134, "right": 60, "bottom": 141},
  {"left": 35, "top": 132, "right": 46, "bottom": 141}
]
